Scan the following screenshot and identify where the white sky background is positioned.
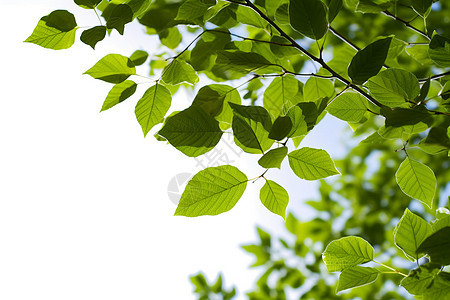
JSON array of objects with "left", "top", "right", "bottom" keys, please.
[{"left": 0, "top": 1, "right": 348, "bottom": 299}]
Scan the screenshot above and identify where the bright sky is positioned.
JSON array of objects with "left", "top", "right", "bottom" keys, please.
[{"left": 0, "top": 1, "right": 347, "bottom": 299}]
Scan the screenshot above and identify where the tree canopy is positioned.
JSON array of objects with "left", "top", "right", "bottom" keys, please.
[{"left": 26, "top": 0, "right": 450, "bottom": 298}]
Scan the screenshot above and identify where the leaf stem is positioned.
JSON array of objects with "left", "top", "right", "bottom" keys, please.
[
  {"left": 372, "top": 260, "right": 408, "bottom": 277},
  {"left": 418, "top": 70, "right": 450, "bottom": 82},
  {"left": 93, "top": 8, "right": 103, "bottom": 26},
  {"left": 381, "top": 10, "right": 430, "bottom": 40}
]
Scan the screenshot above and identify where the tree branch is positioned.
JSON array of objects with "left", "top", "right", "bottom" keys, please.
[
  {"left": 381, "top": 10, "right": 430, "bottom": 40},
  {"left": 419, "top": 70, "right": 450, "bottom": 82}
]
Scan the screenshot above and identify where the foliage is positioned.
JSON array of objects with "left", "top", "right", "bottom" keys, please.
[{"left": 26, "top": 0, "right": 450, "bottom": 298}]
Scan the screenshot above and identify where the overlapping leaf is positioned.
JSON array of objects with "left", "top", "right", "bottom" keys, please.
[
  {"left": 84, "top": 54, "right": 136, "bottom": 83},
  {"left": 288, "top": 147, "right": 340, "bottom": 180}
]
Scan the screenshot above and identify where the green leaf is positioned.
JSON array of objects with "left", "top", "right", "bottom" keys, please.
[
  {"left": 288, "top": 147, "right": 340, "bottom": 180},
  {"left": 286, "top": 105, "right": 308, "bottom": 137},
  {"left": 74, "top": 0, "right": 102, "bottom": 9},
  {"left": 337, "top": 266, "right": 380, "bottom": 292},
  {"left": 106, "top": 4, "right": 133, "bottom": 35},
  {"left": 129, "top": 50, "right": 149, "bottom": 66},
  {"left": 260, "top": 180, "right": 289, "bottom": 219},
  {"left": 396, "top": 158, "right": 437, "bottom": 207},
  {"left": 368, "top": 69, "right": 420, "bottom": 107},
  {"left": 80, "top": 26, "right": 106, "bottom": 49},
  {"left": 158, "top": 106, "right": 223, "bottom": 157},
  {"left": 159, "top": 27, "right": 182, "bottom": 49},
  {"left": 327, "top": 92, "right": 368, "bottom": 122},
  {"left": 190, "top": 30, "right": 231, "bottom": 71},
  {"left": 135, "top": 84, "right": 172, "bottom": 136},
  {"left": 356, "top": 0, "right": 391, "bottom": 13},
  {"left": 162, "top": 59, "right": 199, "bottom": 85},
  {"left": 175, "top": 165, "right": 248, "bottom": 216},
  {"left": 432, "top": 214, "right": 450, "bottom": 232},
  {"left": 419, "top": 126, "right": 450, "bottom": 154},
  {"left": 322, "top": 236, "right": 374, "bottom": 272},
  {"left": 303, "top": 77, "right": 335, "bottom": 104},
  {"left": 126, "top": 0, "right": 152, "bottom": 17},
  {"left": 422, "top": 273, "right": 450, "bottom": 299},
  {"left": 84, "top": 54, "right": 136, "bottom": 83},
  {"left": 176, "top": 0, "right": 215, "bottom": 23},
  {"left": 327, "top": 0, "right": 343, "bottom": 22},
  {"left": 268, "top": 116, "right": 292, "bottom": 141},
  {"left": 289, "top": 0, "right": 328, "bottom": 40},
  {"left": 25, "top": 19, "right": 77, "bottom": 50},
  {"left": 263, "top": 75, "right": 299, "bottom": 118},
  {"left": 101, "top": 80, "right": 137, "bottom": 112},
  {"left": 411, "top": 0, "right": 433, "bottom": 16},
  {"left": 348, "top": 37, "right": 392, "bottom": 84},
  {"left": 416, "top": 227, "right": 450, "bottom": 266},
  {"left": 401, "top": 264, "right": 441, "bottom": 295},
  {"left": 236, "top": 5, "right": 268, "bottom": 29},
  {"left": 258, "top": 147, "right": 288, "bottom": 169},
  {"left": 41, "top": 10, "right": 77, "bottom": 32},
  {"left": 429, "top": 34, "right": 450, "bottom": 67},
  {"left": 215, "top": 50, "right": 280, "bottom": 74},
  {"left": 230, "top": 103, "right": 274, "bottom": 154},
  {"left": 394, "top": 208, "right": 432, "bottom": 260}
]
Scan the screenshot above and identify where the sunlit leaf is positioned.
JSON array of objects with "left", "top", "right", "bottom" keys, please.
[
  {"left": 337, "top": 266, "right": 380, "bottom": 292},
  {"left": 162, "top": 59, "right": 199, "bottom": 85},
  {"left": 175, "top": 165, "right": 247, "bottom": 216},
  {"left": 84, "top": 54, "right": 136, "bottom": 83},
  {"left": 288, "top": 147, "right": 340, "bottom": 180},
  {"left": 101, "top": 80, "right": 137, "bottom": 112},
  {"left": 289, "top": 0, "right": 328, "bottom": 40},
  {"left": 258, "top": 147, "right": 288, "bottom": 169},
  {"left": 327, "top": 92, "right": 368, "bottom": 122},
  {"left": 260, "top": 180, "right": 289, "bottom": 219},
  {"left": 129, "top": 50, "right": 149, "bottom": 66},
  {"left": 75, "top": 0, "right": 101, "bottom": 9}
]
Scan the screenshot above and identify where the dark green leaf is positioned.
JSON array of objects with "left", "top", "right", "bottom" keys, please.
[
  {"left": 159, "top": 106, "right": 223, "bottom": 157},
  {"left": 401, "top": 264, "right": 441, "bottom": 295},
  {"left": 429, "top": 34, "right": 450, "bottom": 67},
  {"left": 327, "top": 0, "right": 343, "bottom": 22},
  {"left": 258, "top": 147, "right": 288, "bottom": 169},
  {"left": 175, "top": 165, "right": 247, "bottom": 216},
  {"left": 159, "top": 27, "right": 182, "bottom": 49},
  {"left": 348, "top": 37, "right": 392, "bottom": 84},
  {"left": 356, "top": 0, "right": 391, "bottom": 13},
  {"left": 411, "top": 0, "right": 433, "bottom": 16},
  {"left": 260, "top": 180, "right": 289, "bottom": 219},
  {"left": 135, "top": 84, "right": 172, "bottom": 136},
  {"left": 101, "top": 80, "right": 137, "bottom": 112},
  {"left": 80, "top": 26, "right": 106, "bottom": 49},
  {"left": 41, "top": 10, "right": 77, "bottom": 32},
  {"left": 129, "top": 50, "right": 149, "bottom": 66},
  {"left": 24, "top": 19, "right": 77, "bottom": 50},
  {"left": 106, "top": 4, "right": 133, "bottom": 35},
  {"left": 286, "top": 105, "right": 308, "bottom": 137},
  {"left": 416, "top": 227, "right": 450, "bottom": 265},
  {"left": 84, "top": 54, "right": 136, "bottom": 83},
  {"left": 74, "top": 0, "right": 101, "bottom": 9},
  {"left": 268, "top": 116, "right": 292, "bottom": 141},
  {"left": 288, "top": 147, "right": 340, "bottom": 180},
  {"left": 289, "top": 0, "right": 328, "bottom": 40}
]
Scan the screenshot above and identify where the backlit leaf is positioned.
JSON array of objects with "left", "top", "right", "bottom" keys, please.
[
  {"left": 260, "top": 180, "right": 289, "bottom": 219},
  {"left": 162, "top": 59, "right": 199, "bottom": 85},
  {"left": 264, "top": 75, "right": 299, "bottom": 118},
  {"left": 129, "top": 50, "right": 149, "bottom": 66},
  {"left": 135, "top": 84, "right": 172, "bottom": 136},
  {"left": 401, "top": 264, "right": 440, "bottom": 295},
  {"left": 322, "top": 236, "right": 374, "bottom": 272},
  {"left": 327, "top": 92, "right": 368, "bottom": 122},
  {"left": 74, "top": 0, "right": 101, "bottom": 9},
  {"left": 25, "top": 19, "right": 77, "bottom": 50},
  {"left": 289, "top": 0, "right": 328, "bottom": 40},
  {"left": 101, "top": 80, "right": 137, "bottom": 112},
  {"left": 396, "top": 158, "right": 436, "bottom": 207},
  {"left": 337, "top": 266, "right": 380, "bottom": 292},
  {"left": 416, "top": 227, "right": 450, "bottom": 266},
  {"left": 175, "top": 165, "right": 248, "bottom": 216},
  {"left": 303, "top": 77, "right": 335, "bottom": 103},
  {"left": 80, "top": 26, "right": 106, "bottom": 49},
  {"left": 428, "top": 34, "right": 450, "bottom": 67},
  {"left": 258, "top": 147, "right": 288, "bottom": 169},
  {"left": 288, "top": 147, "right": 340, "bottom": 180},
  {"left": 159, "top": 106, "right": 223, "bottom": 157},
  {"left": 84, "top": 54, "right": 136, "bottom": 83}
]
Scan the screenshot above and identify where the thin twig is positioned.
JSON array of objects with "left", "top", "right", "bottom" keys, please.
[
  {"left": 382, "top": 10, "right": 430, "bottom": 40},
  {"left": 418, "top": 70, "right": 450, "bottom": 82}
]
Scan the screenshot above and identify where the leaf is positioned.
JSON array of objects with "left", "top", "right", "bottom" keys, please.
[
  {"left": 327, "top": 0, "right": 343, "bottom": 22},
  {"left": 428, "top": 34, "right": 450, "bottom": 67},
  {"left": 129, "top": 50, "right": 149, "bottom": 66},
  {"left": 422, "top": 273, "right": 450, "bottom": 299},
  {"left": 260, "top": 180, "right": 289, "bottom": 219},
  {"left": 74, "top": 0, "right": 102, "bottom": 9},
  {"left": 401, "top": 264, "right": 441, "bottom": 295},
  {"left": 258, "top": 147, "right": 288, "bottom": 169},
  {"left": 416, "top": 227, "right": 450, "bottom": 266},
  {"left": 286, "top": 105, "right": 308, "bottom": 137},
  {"left": 269, "top": 116, "right": 292, "bottom": 141},
  {"left": 368, "top": 69, "right": 420, "bottom": 107},
  {"left": 84, "top": 54, "right": 136, "bottom": 83},
  {"left": 337, "top": 266, "right": 380, "bottom": 292},
  {"left": 230, "top": 103, "right": 274, "bottom": 154},
  {"left": 322, "top": 236, "right": 374, "bottom": 272},
  {"left": 175, "top": 165, "right": 248, "bottom": 216},
  {"left": 393, "top": 208, "right": 432, "bottom": 260},
  {"left": 288, "top": 147, "right": 340, "bottom": 180},
  {"left": 356, "top": 0, "right": 391, "bottom": 13},
  {"left": 411, "top": 0, "right": 433, "bottom": 16},
  {"left": 176, "top": 0, "right": 215, "bottom": 23},
  {"left": 101, "top": 80, "right": 137, "bottom": 112},
  {"left": 41, "top": 10, "right": 77, "bottom": 32},
  {"left": 162, "top": 59, "right": 199, "bottom": 85},
  {"left": 215, "top": 50, "right": 280, "bottom": 74},
  {"left": 327, "top": 92, "right": 368, "bottom": 122},
  {"left": 289, "top": 0, "right": 328, "bottom": 40},
  {"left": 126, "top": 0, "right": 152, "bottom": 17},
  {"left": 396, "top": 158, "right": 436, "bottom": 207},
  {"left": 24, "top": 19, "right": 77, "bottom": 50},
  {"left": 106, "top": 4, "right": 133, "bottom": 35},
  {"left": 135, "top": 84, "right": 172, "bottom": 136},
  {"left": 158, "top": 106, "right": 223, "bottom": 157},
  {"left": 80, "top": 26, "right": 106, "bottom": 49},
  {"left": 303, "top": 77, "right": 335, "bottom": 104},
  {"left": 159, "top": 27, "right": 182, "bottom": 49},
  {"left": 348, "top": 37, "right": 392, "bottom": 84},
  {"left": 263, "top": 75, "right": 299, "bottom": 118}
]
